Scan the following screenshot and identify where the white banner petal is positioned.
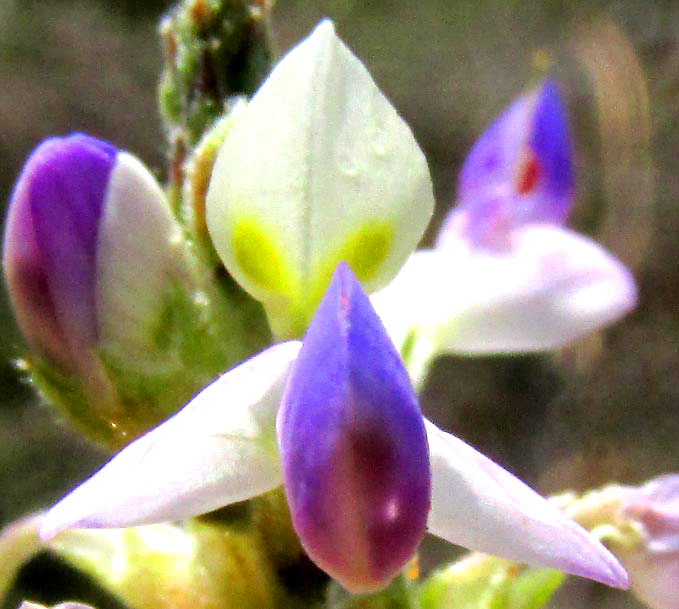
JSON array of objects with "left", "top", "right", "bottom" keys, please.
[
  {"left": 41, "top": 342, "right": 301, "bottom": 539},
  {"left": 207, "top": 20, "right": 433, "bottom": 337},
  {"left": 425, "top": 419, "right": 628, "bottom": 588}
]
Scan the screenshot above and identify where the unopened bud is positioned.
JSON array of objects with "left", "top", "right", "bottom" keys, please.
[
  {"left": 278, "top": 263, "right": 431, "bottom": 592},
  {"left": 4, "top": 134, "right": 265, "bottom": 449}
]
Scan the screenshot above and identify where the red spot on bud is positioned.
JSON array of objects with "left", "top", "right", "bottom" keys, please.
[{"left": 517, "top": 155, "right": 541, "bottom": 195}]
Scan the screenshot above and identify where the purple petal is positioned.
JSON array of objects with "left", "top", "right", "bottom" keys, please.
[
  {"left": 531, "top": 80, "right": 574, "bottom": 212},
  {"left": 277, "top": 263, "right": 430, "bottom": 593},
  {"left": 3, "top": 134, "right": 117, "bottom": 365},
  {"left": 441, "top": 80, "right": 575, "bottom": 250}
]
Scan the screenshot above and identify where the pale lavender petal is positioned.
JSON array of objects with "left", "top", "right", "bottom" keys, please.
[
  {"left": 41, "top": 342, "right": 301, "bottom": 540},
  {"left": 3, "top": 134, "right": 116, "bottom": 365},
  {"left": 439, "top": 225, "right": 636, "bottom": 353},
  {"left": 425, "top": 419, "right": 628, "bottom": 589},
  {"left": 278, "top": 263, "right": 430, "bottom": 593},
  {"left": 374, "top": 227, "right": 636, "bottom": 356}
]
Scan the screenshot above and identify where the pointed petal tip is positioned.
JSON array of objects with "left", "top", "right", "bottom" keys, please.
[
  {"left": 452, "top": 77, "right": 574, "bottom": 248},
  {"left": 592, "top": 552, "right": 630, "bottom": 590},
  {"left": 333, "top": 259, "right": 353, "bottom": 286},
  {"left": 314, "top": 17, "right": 336, "bottom": 36},
  {"left": 556, "top": 519, "right": 629, "bottom": 589},
  {"left": 39, "top": 487, "right": 110, "bottom": 542},
  {"left": 425, "top": 421, "right": 629, "bottom": 589},
  {"left": 40, "top": 342, "right": 300, "bottom": 541},
  {"left": 39, "top": 501, "right": 79, "bottom": 542},
  {"left": 564, "top": 533, "right": 629, "bottom": 589},
  {"left": 206, "top": 18, "right": 433, "bottom": 333},
  {"left": 535, "top": 78, "right": 562, "bottom": 109}
]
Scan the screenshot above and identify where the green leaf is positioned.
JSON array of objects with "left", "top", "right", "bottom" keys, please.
[
  {"left": 508, "top": 569, "right": 565, "bottom": 609},
  {"left": 327, "top": 574, "right": 419, "bottom": 609},
  {"left": 419, "top": 556, "right": 512, "bottom": 609},
  {"left": 418, "top": 556, "right": 566, "bottom": 609}
]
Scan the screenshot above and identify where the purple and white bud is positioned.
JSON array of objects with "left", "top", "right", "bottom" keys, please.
[
  {"left": 3, "top": 134, "right": 185, "bottom": 375},
  {"left": 2, "top": 134, "right": 207, "bottom": 447},
  {"left": 277, "top": 263, "right": 431, "bottom": 593},
  {"left": 438, "top": 79, "right": 575, "bottom": 251}
]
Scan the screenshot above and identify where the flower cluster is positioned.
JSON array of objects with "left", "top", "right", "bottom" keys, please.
[{"left": 5, "top": 19, "right": 635, "bottom": 597}]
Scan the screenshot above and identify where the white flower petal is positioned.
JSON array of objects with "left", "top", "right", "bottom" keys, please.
[
  {"left": 371, "top": 249, "right": 443, "bottom": 356},
  {"left": 442, "top": 225, "right": 636, "bottom": 353},
  {"left": 41, "top": 342, "right": 301, "bottom": 540},
  {"left": 207, "top": 19, "right": 433, "bottom": 337},
  {"left": 96, "top": 151, "right": 188, "bottom": 363},
  {"left": 425, "top": 419, "right": 628, "bottom": 588},
  {"left": 373, "top": 225, "right": 636, "bottom": 355}
]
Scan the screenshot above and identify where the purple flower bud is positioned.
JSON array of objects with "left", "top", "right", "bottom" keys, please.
[
  {"left": 618, "top": 475, "right": 679, "bottom": 609},
  {"left": 277, "top": 263, "right": 431, "bottom": 593},
  {"left": 439, "top": 80, "right": 575, "bottom": 250},
  {"left": 2, "top": 133, "right": 216, "bottom": 449},
  {"left": 3, "top": 134, "right": 116, "bottom": 370}
]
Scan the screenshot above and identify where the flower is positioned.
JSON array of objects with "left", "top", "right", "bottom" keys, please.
[
  {"left": 372, "top": 79, "right": 636, "bottom": 359},
  {"left": 278, "top": 264, "right": 430, "bottom": 591},
  {"left": 40, "top": 264, "right": 627, "bottom": 593},
  {"left": 615, "top": 475, "right": 679, "bottom": 609},
  {"left": 28, "top": 17, "right": 632, "bottom": 597}
]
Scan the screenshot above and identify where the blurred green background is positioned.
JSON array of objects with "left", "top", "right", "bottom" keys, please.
[{"left": 0, "top": 1, "right": 677, "bottom": 607}]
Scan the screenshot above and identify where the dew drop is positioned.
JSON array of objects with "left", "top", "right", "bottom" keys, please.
[
  {"left": 372, "top": 127, "right": 388, "bottom": 157},
  {"left": 339, "top": 151, "right": 359, "bottom": 177}
]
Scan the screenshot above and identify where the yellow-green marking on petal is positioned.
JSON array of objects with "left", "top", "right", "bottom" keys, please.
[
  {"left": 338, "top": 221, "right": 393, "bottom": 284},
  {"left": 232, "top": 217, "right": 296, "bottom": 296},
  {"left": 305, "top": 222, "right": 393, "bottom": 323}
]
